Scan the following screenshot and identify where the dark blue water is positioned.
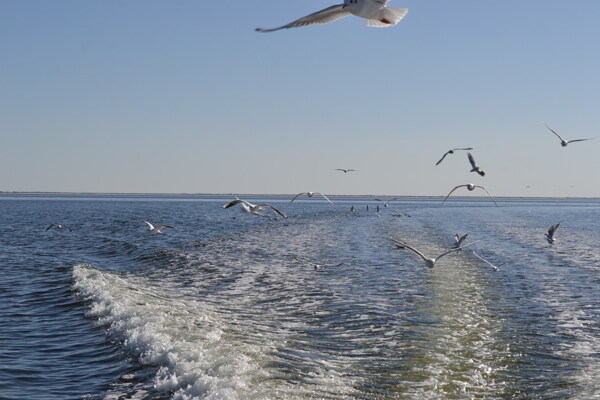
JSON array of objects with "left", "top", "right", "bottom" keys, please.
[{"left": 1, "top": 194, "right": 599, "bottom": 399}]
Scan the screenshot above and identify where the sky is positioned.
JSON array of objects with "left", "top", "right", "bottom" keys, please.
[{"left": 1, "top": 0, "right": 599, "bottom": 197}]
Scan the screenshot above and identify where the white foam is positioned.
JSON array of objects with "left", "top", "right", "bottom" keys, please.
[{"left": 72, "top": 264, "right": 356, "bottom": 400}]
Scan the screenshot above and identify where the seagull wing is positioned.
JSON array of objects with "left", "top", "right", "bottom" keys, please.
[
  {"left": 46, "top": 224, "right": 56, "bottom": 231},
  {"left": 223, "top": 199, "right": 246, "bottom": 209},
  {"left": 256, "top": 5, "right": 350, "bottom": 32},
  {"left": 544, "top": 123, "right": 565, "bottom": 142},
  {"left": 436, "top": 240, "right": 480, "bottom": 260},
  {"left": 143, "top": 220, "right": 155, "bottom": 230},
  {"left": 390, "top": 238, "right": 428, "bottom": 262},
  {"left": 475, "top": 186, "right": 498, "bottom": 206},
  {"left": 454, "top": 147, "right": 473, "bottom": 151},
  {"left": 443, "top": 185, "right": 467, "bottom": 204},
  {"left": 566, "top": 138, "right": 595, "bottom": 144},
  {"left": 471, "top": 250, "right": 499, "bottom": 271},
  {"left": 316, "top": 192, "right": 334, "bottom": 204},
  {"left": 157, "top": 225, "right": 176, "bottom": 230},
  {"left": 467, "top": 152, "right": 478, "bottom": 169},
  {"left": 64, "top": 225, "right": 73, "bottom": 231},
  {"left": 259, "top": 204, "right": 288, "bottom": 218},
  {"left": 289, "top": 192, "right": 307, "bottom": 204},
  {"left": 458, "top": 233, "right": 469, "bottom": 245},
  {"left": 435, "top": 150, "right": 451, "bottom": 166},
  {"left": 548, "top": 223, "right": 560, "bottom": 237}
]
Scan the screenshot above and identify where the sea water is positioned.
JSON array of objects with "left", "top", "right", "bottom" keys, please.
[{"left": 1, "top": 194, "right": 599, "bottom": 399}]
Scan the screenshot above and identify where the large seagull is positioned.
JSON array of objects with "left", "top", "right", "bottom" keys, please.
[{"left": 256, "top": 0, "right": 408, "bottom": 32}]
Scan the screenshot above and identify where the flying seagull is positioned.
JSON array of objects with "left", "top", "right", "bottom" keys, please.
[
  {"left": 223, "top": 198, "right": 287, "bottom": 220},
  {"left": 471, "top": 251, "right": 501, "bottom": 272},
  {"left": 390, "top": 237, "right": 476, "bottom": 268},
  {"left": 467, "top": 153, "right": 485, "bottom": 176},
  {"left": 435, "top": 148, "right": 473, "bottom": 166},
  {"left": 143, "top": 220, "right": 176, "bottom": 234},
  {"left": 292, "top": 255, "right": 344, "bottom": 270},
  {"left": 374, "top": 197, "right": 398, "bottom": 207},
  {"left": 256, "top": 0, "right": 408, "bottom": 32},
  {"left": 443, "top": 184, "right": 498, "bottom": 206},
  {"left": 545, "top": 223, "right": 560, "bottom": 245},
  {"left": 46, "top": 224, "right": 72, "bottom": 232},
  {"left": 335, "top": 168, "right": 356, "bottom": 173},
  {"left": 452, "top": 233, "right": 469, "bottom": 248},
  {"left": 543, "top": 123, "right": 595, "bottom": 147},
  {"left": 290, "top": 192, "right": 334, "bottom": 205}
]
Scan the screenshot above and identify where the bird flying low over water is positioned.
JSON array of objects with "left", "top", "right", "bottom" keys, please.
[
  {"left": 292, "top": 255, "right": 344, "bottom": 270},
  {"left": 467, "top": 153, "right": 485, "bottom": 176},
  {"left": 143, "top": 220, "right": 176, "bottom": 234},
  {"left": 471, "top": 250, "right": 502, "bottom": 272},
  {"left": 443, "top": 184, "right": 498, "bottom": 206},
  {"left": 374, "top": 197, "right": 398, "bottom": 207},
  {"left": 435, "top": 148, "right": 473, "bottom": 166},
  {"left": 256, "top": 0, "right": 408, "bottom": 32},
  {"left": 453, "top": 233, "right": 469, "bottom": 248},
  {"left": 390, "top": 238, "right": 476, "bottom": 268},
  {"left": 290, "top": 192, "right": 334, "bottom": 205},
  {"left": 223, "top": 198, "right": 287, "bottom": 220},
  {"left": 545, "top": 223, "right": 560, "bottom": 245},
  {"left": 46, "top": 224, "right": 72, "bottom": 232},
  {"left": 543, "top": 123, "right": 595, "bottom": 147}
]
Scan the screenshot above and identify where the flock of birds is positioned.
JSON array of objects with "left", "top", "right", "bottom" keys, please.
[{"left": 47, "top": 0, "right": 592, "bottom": 273}]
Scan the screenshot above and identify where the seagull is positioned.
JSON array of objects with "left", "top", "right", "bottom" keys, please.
[
  {"left": 256, "top": 0, "right": 408, "bottom": 32},
  {"left": 223, "top": 198, "right": 287, "bottom": 220},
  {"left": 545, "top": 223, "right": 560, "bottom": 245},
  {"left": 543, "top": 123, "right": 595, "bottom": 147},
  {"left": 453, "top": 233, "right": 469, "bottom": 248},
  {"left": 467, "top": 153, "right": 485, "bottom": 176},
  {"left": 471, "top": 251, "right": 501, "bottom": 272},
  {"left": 293, "top": 255, "right": 344, "bottom": 270},
  {"left": 374, "top": 197, "right": 398, "bottom": 207},
  {"left": 335, "top": 168, "right": 356, "bottom": 173},
  {"left": 390, "top": 238, "right": 476, "bottom": 268},
  {"left": 435, "top": 148, "right": 473, "bottom": 166},
  {"left": 289, "top": 192, "right": 334, "bottom": 205},
  {"left": 443, "top": 184, "right": 498, "bottom": 206},
  {"left": 46, "top": 224, "right": 72, "bottom": 232},
  {"left": 143, "top": 220, "right": 176, "bottom": 234}
]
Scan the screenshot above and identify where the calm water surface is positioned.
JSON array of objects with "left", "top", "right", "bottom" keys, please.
[{"left": 1, "top": 194, "right": 599, "bottom": 399}]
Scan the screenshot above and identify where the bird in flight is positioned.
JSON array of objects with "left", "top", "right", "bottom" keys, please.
[
  {"left": 545, "top": 223, "right": 560, "bottom": 245},
  {"left": 256, "top": 0, "right": 408, "bottom": 32},
  {"left": 390, "top": 238, "right": 475, "bottom": 268},
  {"left": 443, "top": 184, "right": 498, "bottom": 206},
  {"left": 292, "top": 255, "right": 344, "bottom": 270},
  {"left": 467, "top": 153, "right": 485, "bottom": 176},
  {"left": 335, "top": 168, "right": 356, "bottom": 173},
  {"left": 452, "top": 233, "right": 469, "bottom": 248},
  {"left": 471, "top": 251, "right": 502, "bottom": 272},
  {"left": 143, "top": 220, "right": 176, "bottom": 234},
  {"left": 374, "top": 197, "right": 398, "bottom": 207},
  {"left": 290, "top": 192, "right": 334, "bottom": 205},
  {"left": 543, "top": 123, "right": 595, "bottom": 147},
  {"left": 223, "top": 198, "right": 287, "bottom": 220},
  {"left": 46, "top": 224, "right": 72, "bottom": 232},
  {"left": 435, "top": 148, "right": 473, "bottom": 166}
]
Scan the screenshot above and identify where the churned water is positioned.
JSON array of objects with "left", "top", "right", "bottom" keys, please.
[{"left": 1, "top": 194, "right": 599, "bottom": 399}]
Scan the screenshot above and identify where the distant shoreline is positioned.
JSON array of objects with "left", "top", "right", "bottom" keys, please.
[{"left": 1, "top": 191, "right": 598, "bottom": 200}]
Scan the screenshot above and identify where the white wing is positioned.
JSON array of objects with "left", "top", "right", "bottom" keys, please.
[
  {"left": 143, "top": 220, "right": 155, "bottom": 230},
  {"left": 442, "top": 185, "right": 467, "bottom": 204},
  {"left": 366, "top": 7, "right": 408, "bottom": 27},
  {"left": 390, "top": 238, "right": 428, "bottom": 262},
  {"left": 256, "top": 5, "right": 350, "bottom": 32}
]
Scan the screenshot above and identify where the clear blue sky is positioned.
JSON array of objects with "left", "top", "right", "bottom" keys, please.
[{"left": 1, "top": 0, "right": 599, "bottom": 197}]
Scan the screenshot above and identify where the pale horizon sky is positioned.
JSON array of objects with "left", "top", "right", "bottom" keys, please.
[{"left": 1, "top": 1, "right": 599, "bottom": 197}]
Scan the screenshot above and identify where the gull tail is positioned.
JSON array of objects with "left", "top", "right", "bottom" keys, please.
[{"left": 367, "top": 7, "right": 408, "bottom": 27}]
